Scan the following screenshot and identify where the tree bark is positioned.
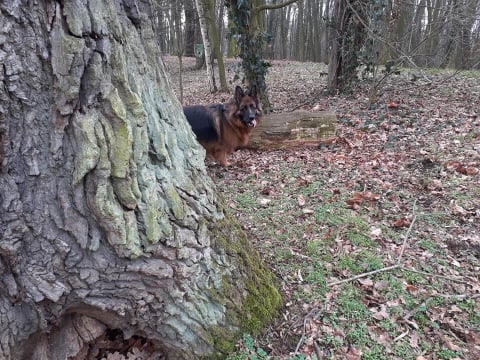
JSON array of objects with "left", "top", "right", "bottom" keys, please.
[
  {"left": 205, "top": 0, "right": 228, "bottom": 91},
  {"left": 327, "top": 0, "right": 367, "bottom": 94},
  {"left": 184, "top": 0, "right": 196, "bottom": 57},
  {"left": 0, "top": 1, "right": 281, "bottom": 359},
  {"left": 195, "top": 0, "right": 217, "bottom": 92},
  {"left": 296, "top": 0, "right": 305, "bottom": 61}
]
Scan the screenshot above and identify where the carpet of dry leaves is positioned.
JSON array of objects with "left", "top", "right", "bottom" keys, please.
[
  {"left": 101, "top": 57, "right": 478, "bottom": 360},
  {"left": 165, "top": 56, "right": 480, "bottom": 360}
]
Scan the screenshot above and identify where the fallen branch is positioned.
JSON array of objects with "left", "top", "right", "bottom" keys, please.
[
  {"left": 328, "top": 201, "right": 417, "bottom": 287},
  {"left": 293, "top": 307, "right": 323, "bottom": 356},
  {"left": 399, "top": 266, "right": 472, "bottom": 285},
  {"left": 327, "top": 265, "right": 399, "bottom": 287}
]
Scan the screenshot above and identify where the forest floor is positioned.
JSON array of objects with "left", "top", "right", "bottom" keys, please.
[{"left": 165, "top": 56, "right": 480, "bottom": 360}]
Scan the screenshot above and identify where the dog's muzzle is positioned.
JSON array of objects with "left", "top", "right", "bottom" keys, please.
[{"left": 248, "top": 118, "right": 257, "bottom": 127}]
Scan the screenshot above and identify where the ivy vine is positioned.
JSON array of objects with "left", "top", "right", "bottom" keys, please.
[{"left": 225, "top": 0, "right": 270, "bottom": 109}]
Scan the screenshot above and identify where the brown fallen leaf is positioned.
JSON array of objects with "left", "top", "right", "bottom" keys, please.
[
  {"left": 392, "top": 217, "right": 411, "bottom": 228},
  {"left": 441, "top": 335, "right": 462, "bottom": 351},
  {"left": 450, "top": 200, "right": 468, "bottom": 216},
  {"left": 409, "top": 331, "right": 420, "bottom": 349},
  {"left": 371, "top": 305, "right": 389, "bottom": 320},
  {"left": 346, "top": 192, "right": 364, "bottom": 209},
  {"left": 454, "top": 164, "right": 479, "bottom": 175},
  {"left": 345, "top": 346, "right": 362, "bottom": 360},
  {"left": 405, "top": 284, "right": 418, "bottom": 293},
  {"left": 374, "top": 280, "right": 389, "bottom": 291},
  {"left": 387, "top": 101, "right": 399, "bottom": 109},
  {"left": 346, "top": 191, "right": 379, "bottom": 209},
  {"left": 465, "top": 330, "right": 480, "bottom": 345}
]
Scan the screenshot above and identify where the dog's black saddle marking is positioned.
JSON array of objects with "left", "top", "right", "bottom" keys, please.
[{"left": 183, "top": 104, "right": 224, "bottom": 143}]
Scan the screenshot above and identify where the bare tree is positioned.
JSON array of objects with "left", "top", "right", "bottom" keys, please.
[
  {"left": 184, "top": 0, "right": 197, "bottom": 57},
  {"left": 0, "top": 1, "right": 281, "bottom": 358},
  {"left": 205, "top": 0, "right": 228, "bottom": 91},
  {"left": 195, "top": 0, "right": 217, "bottom": 92},
  {"left": 226, "top": 0, "right": 300, "bottom": 111},
  {"left": 328, "top": 0, "right": 368, "bottom": 93}
]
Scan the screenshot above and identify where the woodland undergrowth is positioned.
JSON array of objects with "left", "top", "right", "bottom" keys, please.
[{"left": 165, "top": 56, "right": 479, "bottom": 360}]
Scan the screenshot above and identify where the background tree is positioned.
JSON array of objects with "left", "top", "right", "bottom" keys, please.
[
  {"left": 157, "top": 0, "right": 480, "bottom": 70},
  {"left": 226, "top": 0, "right": 300, "bottom": 112},
  {"left": 204, "top": 0, "right": 228, "bottom": 91},
  {"left": 195, "top": 0, "right": 217, "bottom": 92},
  {"left": 155, "top": 0, "right": 479, "bottom": 97},
  {"left": 184, "top": 0, "right": 206, "bottom": 69},
  {"left": 327, "top": 0, "right": 368, "bottom": 94},
  {"left": 0, "top": 1, "right": 281, "bottom": 358},
  {"left": 184, "top": 0, "right": 197, "bottom": 58},
  {"left": 192, "top": 0, "right": 228, "bottom": 92}
]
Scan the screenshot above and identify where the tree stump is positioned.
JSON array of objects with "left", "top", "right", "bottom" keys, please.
[{"left": 248, "top": 111, "right": 337, "bottom": 149}]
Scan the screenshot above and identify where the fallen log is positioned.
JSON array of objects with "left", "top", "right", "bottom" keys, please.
[{"left": 247, "top": 110, "right": 337, "bottom": 150}]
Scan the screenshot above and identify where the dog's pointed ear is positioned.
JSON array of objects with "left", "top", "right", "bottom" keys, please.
[
  {"left": 235, "top": 86, "right": 244, "bottom": 105},
  {"left": 250, "top": 85, "right": 258, "bottom": 99}
]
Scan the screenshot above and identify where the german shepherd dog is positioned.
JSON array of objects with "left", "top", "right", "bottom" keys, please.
[{"left": 184, "top": 85, "right": 262, "bottom": 166}]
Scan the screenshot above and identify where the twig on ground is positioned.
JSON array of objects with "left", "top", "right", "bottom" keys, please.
[
  {"left": 399, "top": 266, "right": 472, "bottom": 285},
  {"left": 327, "top": 265, "right": 399, "bottom": 287},
  {"left": 393, "top": 329, "right": 410, "bottom": 342},
  {"left": 397, "top": 200, "right": 417, "bottom": 264},
  {"left": 437, "top": 293, "right": 480, "bottom": 301},
  {"left": 293, "top": 307, "right": 322, "bottom": 356},
  {"left": 328, "top": 201, "right": 418, "bottom": 287},
  {"left": 293, "top": 334, "right": 305, "bottom": 356},
  {"left": 314, "top": 341, "right": 323, "bottom": 360}
]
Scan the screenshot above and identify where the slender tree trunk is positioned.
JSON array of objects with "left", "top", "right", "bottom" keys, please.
[
  {"left": 195, "top": 0, "right": 217, "bottom": 92},
  {"left": 320, "top": 0, "right": 331, "bottom": 64},
  {"left": 328, "top": 0, "right": 344, "bottom": 93},
  {"left": 216, "top": 0, "right": 227, "bottom": 56},
  {"left": 281, "top": 5, "right": 291, "bottom": 58},
  {"left": 184, "top": 0, "right": 196, "bottom": 57},
  {"left": 311, "top": 0, "right": 321, "bottom": 62},
  {"left": 0, "top": 1, "right": 281, "bottom": 359},
  {"left": 296, "top": 0, "right": 305, "bottom": 61},
  {"left": 205, "top": 0, "right": 228, "bottom": 91},
  {"left": 430, "top": 0, "right": 449, "bottom": 67},
  {"left": 412, "top": 0, "right": 427, "bottom": 65},
  {"left": 327, "top": 0, "right": 367, "bottom": 94}
]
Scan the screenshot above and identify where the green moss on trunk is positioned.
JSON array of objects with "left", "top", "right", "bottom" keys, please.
[{"left": 206, "top": 210, "right": 282, "bottom": 356}]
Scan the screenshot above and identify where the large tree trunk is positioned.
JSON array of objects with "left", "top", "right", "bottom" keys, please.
[{"left": 0, "top": 1, "right": 281, "bottom": 359}]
